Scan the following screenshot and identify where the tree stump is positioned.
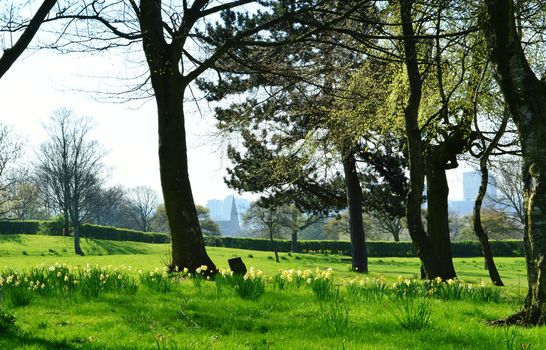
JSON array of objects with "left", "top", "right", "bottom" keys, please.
[{"left": 228, "top": 257, "right": 247, "bottom": 276}]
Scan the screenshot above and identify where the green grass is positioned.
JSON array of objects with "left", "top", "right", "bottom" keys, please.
[{"left": 0, "top": 234, "right": 538, "bottom": 349}]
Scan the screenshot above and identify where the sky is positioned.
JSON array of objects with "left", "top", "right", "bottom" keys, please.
[
  {"left": 0, "top": 49, "right": 240, "bottom": 206},
  {"left": 0, "top": 46, "right": 469, "bottom": 208}
]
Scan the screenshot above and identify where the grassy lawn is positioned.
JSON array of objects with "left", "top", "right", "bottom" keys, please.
[{"left": 0, "top": 234, "right": 537, "bottom": 349}]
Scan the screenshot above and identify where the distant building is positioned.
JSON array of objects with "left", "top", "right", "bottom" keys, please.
[
  {"left": 206, "top": 195, "right": 249, "bottom": 223},
  {"left": 214, "top": 196, "right": 241, "bottom": 236},
  {"left": 449, "top": 171, "right": 497, "bottom": 216}
]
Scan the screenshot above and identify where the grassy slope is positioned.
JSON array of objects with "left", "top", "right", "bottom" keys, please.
[{"left": 0, "top": 234, "right": 537, "bottom": 350}]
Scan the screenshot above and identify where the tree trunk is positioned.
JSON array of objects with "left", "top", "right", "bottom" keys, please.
[
  {"left": 342, "top": 152, "right": 368, "bottom": 273},
  {"left": 291, "top": 229, "right": 298, "bottom": 253},
  {"left": 269, "top": 227, "right": 279, "bottom": 263},
  {"left": 473, "top": 161, "right": 504, "bottom": 286},
  {"left": 157, "top": 98, "right": 216, "bottom": 273},
  {"left": 398, "top": 0, "right": 442, "bottom": 279},
  {"left": 139, "top": 1, "right": 216, "bottom": 274},
  {"left": 73, "top": 220, "right": 84, "bottom": 256},
  {"left": 63, "top": 210, "right": 70, "bottom": 237},
  {"left": 425, "top": 161, "right": 457, "bottom": 280},
  {"left": 483, "top": 0, "right": 546, "bottom": 324}
]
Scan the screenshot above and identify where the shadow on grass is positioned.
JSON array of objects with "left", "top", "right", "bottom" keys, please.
[
  {"left": 0, "top": 234, "right": 24, "bottom": 243},
  {"left": 0, "top": 329, "right": 78, "bottom": 350},
  {"left": 84, "top": 238, "right": 149, "bottom": 255}
]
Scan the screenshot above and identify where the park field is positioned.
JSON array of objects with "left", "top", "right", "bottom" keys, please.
[{"left": 0, "top": 234, "right": 539, "bottom": 350}]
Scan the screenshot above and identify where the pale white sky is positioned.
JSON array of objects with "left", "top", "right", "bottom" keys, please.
[
  {"left": 0, "top": 49, "right": 466, "bottom": 207},
  {"left": 0, "top": 49, "right": 238, "bottom": 206}
]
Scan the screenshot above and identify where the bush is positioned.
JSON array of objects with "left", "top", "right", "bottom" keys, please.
[
  {"left": 79, "top": 224, "right": 170, "bottom": 243},
  {"left": 204, "top": 236, "right": 525, "bottom": 257},
  {"left": 0, "top": 220, "right": 41, "bottom": 235},
  {"left": 39, "top": 216, "right": 64, "bottom": 236}
]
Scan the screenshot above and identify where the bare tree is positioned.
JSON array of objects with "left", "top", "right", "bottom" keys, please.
[
  {"left": 0, "top": 0, "right": 57, "bottom": 78},
  {"left": 126, "top": 186, "right": 158, "bottom": 232},
  {"left": 488, "top": 156, "right": 524, "bottom": 226},
  {"left": 244, "top": 202, "right": 290, "bottom": 263},
  {"left": 7, "top": 180, "right": 48, "bottom": 219},
  {"left": 36, "top": 108, "right": 105, "bottom": 255},
  {"left": 0, "top": 123, "right": 25, "bottom": 218}
]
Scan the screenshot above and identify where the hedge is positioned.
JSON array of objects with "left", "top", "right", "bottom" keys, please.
[
  {"left": 203, "top": 236, "right": 525, "bottom": 258},
  {"left": 0, "top": 220, "right": 170, "bottom": 244},
  {"left": 0, "top": 220, "right": 526, "bottom": 256},
  {"left": 79, "top": 225, "right": 170, "bottom": 243},
  {"left": 0, "top": 220, "right": 41, "bottom": 235}
]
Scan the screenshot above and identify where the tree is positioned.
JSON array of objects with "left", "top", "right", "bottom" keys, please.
[
  {"left": 150, "top": 204, "right": 168, "bottom": 233},
  {"left": 196, "top": 205, "right": 220, "bottom": 236},
  {"left": 51, "top": 0, "right": 349, "bottom": 273},
  {"left": 0, "top": 122, "right": 25, "bottom": 218},
  {"left": 488, "top": 156, "right": 525, "bottom": 226},
  {"left": 0, "top": 0, "right": 57, "bottom": 78},
  {"left": 36, "top": 108, "right": 105, "bottom": 255},
  {"left": 126, "top": 186, "right": 158, "bottom": 232},
  {"left": 482, "top": 0, "right": 546, "bottom": 325},
  {"left": 456, "top": 209, "right": 522, "bottom": 241},
  {"left": 244, "top": 201, "right": 292, "bottom": 263},
  {"left": 7, "top": 181, "right": 48, "bottom": 220},
  {"left": 87, "top": 186, "right": 130, "bottom": 228}
]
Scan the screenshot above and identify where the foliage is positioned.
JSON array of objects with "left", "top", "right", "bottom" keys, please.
[
  {"left": 0, "top": 220, "right": 41, "bottom": 235},
  {"left": 385, "top": 299, "right": 432, "bottom": 331},
  {"left": 204, "top": 236, "right": 525, "bottom": 257},
  {"left": 318, "top": 301, "right": 349, "bottom": 336},
  {"left": 457, "top": 209, "right": 523, "bottom": 241},
  {"left": 139, "top": 267, "right": 181, "bottom": 293},
  {"left": 196, "top": 206, "right": 220, "bottom": 236},
  {"left": 80, "top": 224, "right": 170, "bottom": 244},
  {"left": 231, "top": 267, "right": 265, "bottom": 300},
  {"left": 0, "top": 310, "right": 15, "bottom": 332},
  {"left": 309, "top": 268, "right": 337, "bottom": 302}
]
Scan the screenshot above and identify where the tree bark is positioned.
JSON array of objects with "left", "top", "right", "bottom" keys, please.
[
  {"left": 398, "top": 0, "right": 443, "bottom": 279},
  {"left": 270, "top": 228, "right": 279, "bottom": 263},
  {"left": 63, "top": 211, "right": 70, "bottom": 237},
  {"left": 140, "top": 1, "right": 215, "bottom": 273},
  {"left": 425, "top": 160, "right": 457, "bottom": 279},
  {"left": 472, "top": 110, "right": 509, "bottom": 287},
  {"left": 73, "top": 221, "right": 84, "bottom": 256},
  {"left": 342, "top": 152, "right": 368, "bottom": 273},
  {"left": 473, "top": 160, "right": 504, "bottom": 286},
  {"left": 483, "top": 0, "right": 546, "bottom": 324},
  {"left": 291, "top": 229, "right": 298, "bottom": 253}
]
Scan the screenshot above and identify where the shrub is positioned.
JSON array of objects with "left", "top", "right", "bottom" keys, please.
[
  {"left": 204, "top": 236, "right": 525, "bottom": 258},
  {"left": 80, "top": 224, "right": 170, "bottom": 243},
  {"left": 0, "top": 220, "right": 41, "bottom": 235},
  {"left": 38, "top": 216, "right": 64, "bottom": 236}
]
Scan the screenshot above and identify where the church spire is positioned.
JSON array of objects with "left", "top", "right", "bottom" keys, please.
[{"left": 230, "top": 195, "right": 239, "bottom": 222}]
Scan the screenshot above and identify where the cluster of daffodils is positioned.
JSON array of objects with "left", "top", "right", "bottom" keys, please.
[
  {"left": 218, "top": 267, "right": 234, "bottom": 277},
  {"left": 312, "top": 267, "right": 334, "bottom": 282},
  {"left": 0, "top": 263, "right": 138, "bottom": 298},
  {"left": 195, "top": 265, "right": 209, "bottom": 275},
  {"left": 343, "top": 274, "right": 501, "bottom": 302},
  {"left": 271, "top": 268, "right": 311, "bottom": 289},
  {"left": 243, "top": 267, "right": 264, "bottom": 280},
  {"left": 302, "top": 249, "right": 336, "bottom": 255}
]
